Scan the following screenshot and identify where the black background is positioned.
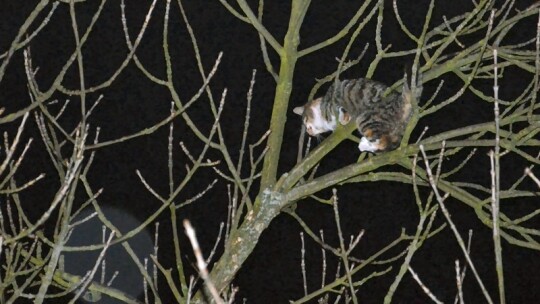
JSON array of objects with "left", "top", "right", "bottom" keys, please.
[{"left": 1, "top": 0, "right": 539, "bottom": 303}]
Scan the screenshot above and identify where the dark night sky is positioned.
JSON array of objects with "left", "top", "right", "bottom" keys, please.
[{"left": 1, "top": 1, "right": 539, "bottom": 303}]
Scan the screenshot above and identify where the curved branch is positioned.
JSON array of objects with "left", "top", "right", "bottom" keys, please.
[
  {"left": 57, "top": 0, "right": 157, "bottom": 95},
  {"left": 236, "top": 0, "right": 282, "bottom": 54},
  {"left": 298, "top": 0, "right": 374, "bottom": 57},
  {"left": 0, "top": 0, "right": 49, "bottom": 84}
]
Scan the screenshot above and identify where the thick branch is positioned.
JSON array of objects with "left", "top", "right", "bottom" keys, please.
[{"left": 258, "top": 0, "right": 310, "bottom": 192}]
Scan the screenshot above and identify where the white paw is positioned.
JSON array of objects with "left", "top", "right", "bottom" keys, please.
[{"left": 358, "top": 137, "right": 379, "bottom": 153}]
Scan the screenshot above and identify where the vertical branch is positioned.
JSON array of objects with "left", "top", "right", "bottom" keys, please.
[
  {"left": 491, "top": 46, "right": 505, "bottom": 304},
  {"left": 528, "top": 9, "right": 540, "bottom": 120},
  {"left": 300, "top": 232, "right": 308, "bottom": 296},
  {"left": 167, "top": 104, "right": 188, "bottom": 297},
  {"left": 331, "top": 189, "right": 358, "bottom": 304},
  {"left": 365, "top": 0, "right": 385, "bottom": 77},
  {"left": 319, "top": 230, "right": 326, "bottom": 289},
  {"left": 256, "top": 1, "right": 278, "bottom": 81},
  {"left": 232, "top": 70, "right": 257, "bottom": 215},
  {"left": 69, "top": 0, "right": 87, "bottom": 125},
  {"left": 259, "top": 0, "right": 309, "bottom": 193},
  {"left": 455, "top": 260, "right": 465, "bottom": 304}
]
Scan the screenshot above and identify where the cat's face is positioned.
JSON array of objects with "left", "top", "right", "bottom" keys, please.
[{"left": 293, "top": 98, "right": 336, "bottom": 136}]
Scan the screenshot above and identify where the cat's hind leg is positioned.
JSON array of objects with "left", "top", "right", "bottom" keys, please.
[
  {"left": 358, "top": 128, "right": 397, "bottom": 153},
  {"left": 358, "top": 128, "right": 380, "bottom": 153},
  {"left": 358, "top": 137, "right": 380, "bottom": 153}
]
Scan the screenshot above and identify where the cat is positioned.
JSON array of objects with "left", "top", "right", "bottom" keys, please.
[{"left": 293, "top": 74, "right": 421, "bottom": 153}]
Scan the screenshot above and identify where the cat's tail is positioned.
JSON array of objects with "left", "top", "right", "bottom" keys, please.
[
  {"left": 402, "top": 65, "right": 423, "bottom": 103},
  {"left": 400, "top": 66, "right": 423, "bottom": 122}
]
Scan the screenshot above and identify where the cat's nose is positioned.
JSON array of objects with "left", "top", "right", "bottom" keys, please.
[{"left": 307, "top": 126, "right": 313, "bottom": 135}]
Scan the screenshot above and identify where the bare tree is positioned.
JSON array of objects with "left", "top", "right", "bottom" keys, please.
[{"left": 1, "top": 0, "right": 539, "bottom": 303}]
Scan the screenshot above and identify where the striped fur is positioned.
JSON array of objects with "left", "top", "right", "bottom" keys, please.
[{"left": 294, "top": 76, "right": 421, "bottom": 153}]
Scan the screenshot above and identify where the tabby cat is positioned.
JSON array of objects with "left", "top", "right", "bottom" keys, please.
[{"left": 293, "top": 75, "right": 421, "bottom": 153}]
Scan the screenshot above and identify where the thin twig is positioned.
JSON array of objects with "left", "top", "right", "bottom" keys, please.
[
  {"left": 419, "top": 144, "right": 494, "bottom": 304},
  {"left": 455, "top": 260, "right": 465, "bottom": 304},
  {"left": 183, "top": 220, "right": 224, "bottom": 304},
  {"left": 332, "top": 189, "right": 358, "bottom": 304},
  {"left": 525, "top": 168, "right": 540, "bottom": 188},
  {"left": 408, "top": 266, "right": 443, "bottom": 304},
  {"left": 320, "top": 230, "right": 327, "bottom": 289},
  {"left": 68, "top": 231, "right": 116, "bottom": 304},
  {"left": 300, "top": 232, "right": 308, "bottom": 296}
]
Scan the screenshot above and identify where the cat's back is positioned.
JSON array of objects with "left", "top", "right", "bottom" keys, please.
[{"left": 325, "top": 78, "right": 398, "bottom": 115}]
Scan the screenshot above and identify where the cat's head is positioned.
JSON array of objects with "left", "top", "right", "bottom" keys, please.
[{"left": 293, "top": 98, "right": 337, "bottom": 136}]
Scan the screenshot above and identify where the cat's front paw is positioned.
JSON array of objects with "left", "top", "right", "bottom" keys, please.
[{"left": 358, "top": 137, "right": 379, "bottom": 153}]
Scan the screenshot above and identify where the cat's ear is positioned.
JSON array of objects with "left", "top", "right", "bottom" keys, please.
[
  {"left": 338, "top": 107, "right": 351, "bottom": 124},
  {"left": 293, "top": 106, "right": 304, "bottom": 116}
]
